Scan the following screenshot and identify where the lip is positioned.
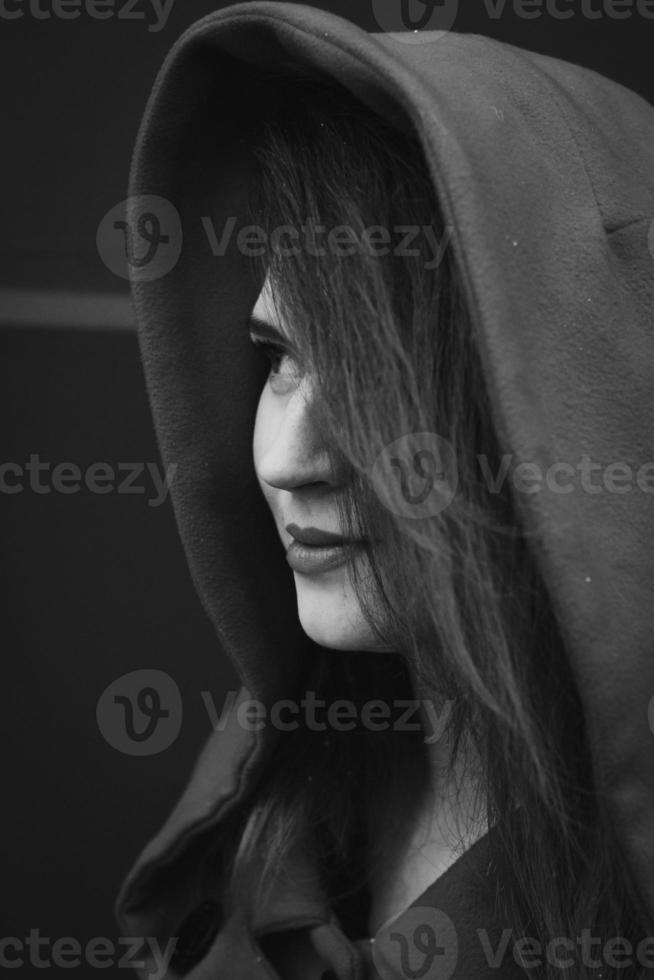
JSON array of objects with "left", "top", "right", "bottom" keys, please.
[
  {"left": 284, "top": 523, "right": 365, "bottom": 575},
  {"left": 285, "top": 539, "right": 363, "bottom": 575},
  {"left": 285, "top": 523, "right": 352, "bottom": 546}
]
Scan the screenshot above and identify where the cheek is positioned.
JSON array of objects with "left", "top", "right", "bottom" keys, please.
[{"left": 253, "top": 386, "right": 275, "bottom": 508}]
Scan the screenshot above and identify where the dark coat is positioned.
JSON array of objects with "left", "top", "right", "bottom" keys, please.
[{"left": 116, "top": 700, "right": 529, "bottom": 978}]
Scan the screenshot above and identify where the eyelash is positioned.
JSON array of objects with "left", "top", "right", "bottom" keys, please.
[{"left": 251, "top": 338, "right": 287, "bottom": 375}]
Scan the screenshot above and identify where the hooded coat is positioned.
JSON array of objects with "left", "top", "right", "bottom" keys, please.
[{"left": 114, "top": 3, "right": 654, "bottom": 978}]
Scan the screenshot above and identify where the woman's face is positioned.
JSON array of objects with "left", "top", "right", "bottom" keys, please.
[{"left": 250, "top": 274, "right": 389, "bottom": 652}]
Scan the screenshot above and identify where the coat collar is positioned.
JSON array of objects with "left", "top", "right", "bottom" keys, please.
[
  {"left": 249, "top": 826, "right": 530, "bottom": 980},
  {"left": 115, "top": 694, "right": 528, "bottom": 979}
]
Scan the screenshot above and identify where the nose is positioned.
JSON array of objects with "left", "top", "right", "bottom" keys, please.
[{"left": 255, "top": 377, "right": 339, "bottom": 493}]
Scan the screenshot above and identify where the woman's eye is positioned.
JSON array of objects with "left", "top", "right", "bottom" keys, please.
[
  {"left": 250, "top": 338, "right": 300, "bottom": 389},
  {"left": 260, "top": 342, "right": 286, "bottom": 375}
]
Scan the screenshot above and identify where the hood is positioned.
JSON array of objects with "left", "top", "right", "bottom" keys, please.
[{"left": 115, "top": 3, "right": 654, "bottom": 976}]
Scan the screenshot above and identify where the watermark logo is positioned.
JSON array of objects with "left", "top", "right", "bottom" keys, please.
[
  {"left": 0, "top": 931, "right": 176, "bottom": 979},
  {"left": 203, "top": 690, "right": 453, "bottom": 744},
  {"left": 371, "top": 433, "right": 654, "bottom": 521},
  {"left": 371, "top": 0, "right": 654, "bottom": 39},
  {"left": 485, "top": 928, "right": 654, "bottom": 971},
  {"left": 98, "top": 683, "right": 453, "bottom": 752},
  {"left": 0, "top": 0, "right": 175, "bottom": 30},
  {"left": 371, "top": 0, "right": 459, "bottom": 42},
  {"left": 372, "top": 906, "right": 458, "bottom": 980},
  {"left": 482, "top": 0, "right": 654, "bottom": 19},
  {"left": 99, "top": 207, "right": 451, "bottom": 278},
  {"left": 0, "top": 455, "right": 176, "bottom": 507},
  {"left": 96, "top": 669, "right": 182, "bottom": 756},
  {"left": 97, "top": 195, "right": 182, "bottom": 282},
  {"left": 478, "top": 451, "right": 654, "bottom": 497},
  {"left": 202, "top": 216, "right": 452, "bottom": 272},
  {"left": 373, "top": 918, "right": 654, "bottom": 976},
  {"left": 371, "top": 432, "right": 458, "bottom": 519}
]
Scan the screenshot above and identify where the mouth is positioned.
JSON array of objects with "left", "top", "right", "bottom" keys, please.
[{"left": 285, "top": 523, "right": 366, "bottom": 575}]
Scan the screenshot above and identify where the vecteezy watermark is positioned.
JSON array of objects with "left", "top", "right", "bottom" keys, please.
[
  {"left": 369, "top": 0, "right": 654, "bottom": 41},
  {"left": 0, "top": 455, "right": 176, "bottom": 507},
  {"left": 96, "top": 671, "right": 454, "bottom": 755},
  {"left": 490, "top": 929, "right": 654, "bottom": 972},
  {"left": 97, "top": 196, "right": 183, "bottom": 281},
  {"left": 202, "top": 217, "right": 452, "bottom": 272},
  {"left": 372, "top": 906, "right": 458, "bottom": 980},
  {"left": 478, "top": 452, "right": 654, "bottom": 497},
  {"left": 97, "top": 196, "right": 453, "bottom": 283},
  {"left": 371, "top": 0, "right": 459, "bottom": 42},
  {"left": 372, "top": 905, "right": 654, "bottom": 980},
  {"left": 97, "top": 669, "right": 183, "bottom": 756},
  {"left": 370, "top": 432, "right": 459, "bottom": 520},
  {"left": 203, "top": 689, "right": 454, "bottom": 744},
  {"left": 369, "top": 434, "right": 654, "bottom": 520},
  {"left": 0, "top": 931, "right": 176, "bottom": 978},
  {"left": 480, "top": 0, "right": 654, "bottom": 18},
  {"left": 0, "top": 0, "right": 175, "bottom": 30}
]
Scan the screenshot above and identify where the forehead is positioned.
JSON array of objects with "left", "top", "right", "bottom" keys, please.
[{"left": 252, "top": 273, "right": 280, "bottom": 327}]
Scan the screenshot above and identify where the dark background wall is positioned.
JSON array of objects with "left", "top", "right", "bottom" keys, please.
[{"left": 1, "top": 1, "right": 652, "bottom": 976}]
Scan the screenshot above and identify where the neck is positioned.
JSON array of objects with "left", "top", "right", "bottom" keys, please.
[{"left": 365, "top": 672, "right": 488, "bottom": 937}]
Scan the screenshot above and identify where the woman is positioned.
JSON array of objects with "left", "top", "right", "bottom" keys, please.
[{"left": 115, "top": 4, "right": 654, "bottom": 979}]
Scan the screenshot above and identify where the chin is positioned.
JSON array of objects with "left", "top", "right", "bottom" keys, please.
[{"left": 293, "top": 568, "right": 388, "bottom": 652}]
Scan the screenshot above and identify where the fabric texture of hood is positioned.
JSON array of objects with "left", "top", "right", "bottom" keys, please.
[{"left": 115, "top": 3, "right": 654, "bottom": 977}]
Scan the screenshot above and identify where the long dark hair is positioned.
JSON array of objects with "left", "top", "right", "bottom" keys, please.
[{"left": 222, "top": 70, "right": 646, "bottom": 977}]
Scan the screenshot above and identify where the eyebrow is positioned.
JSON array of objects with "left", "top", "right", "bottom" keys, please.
[{"left": 247, "top": 314, "right": 288, "bottom": 344}]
